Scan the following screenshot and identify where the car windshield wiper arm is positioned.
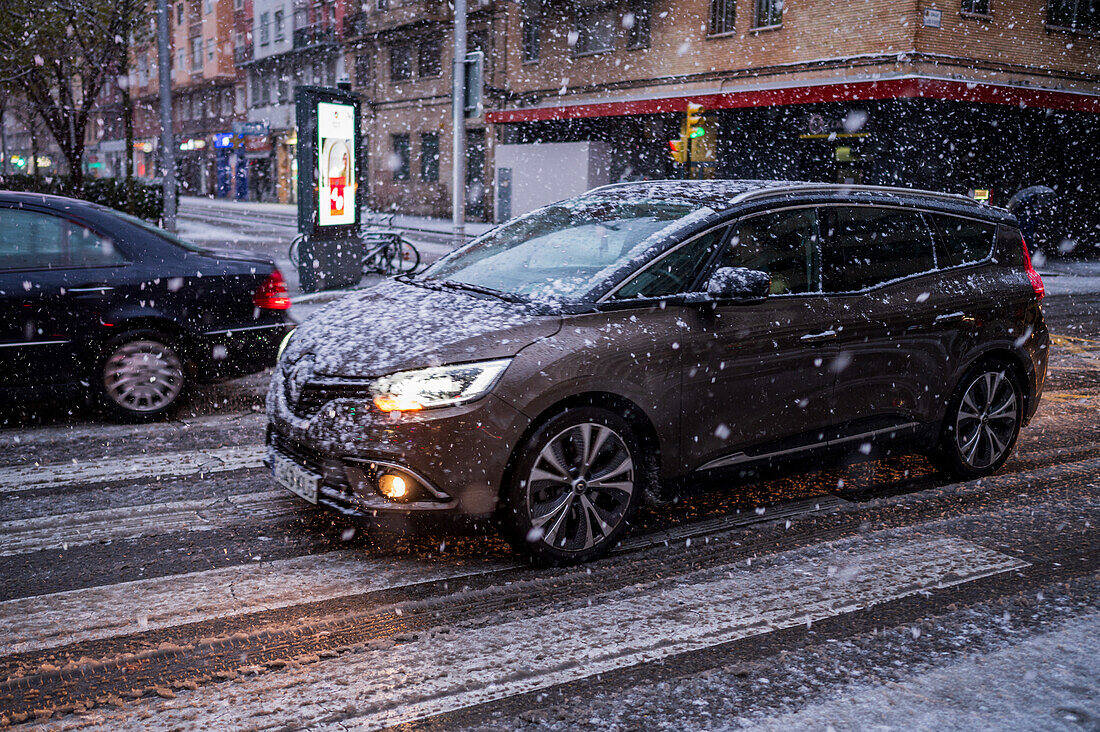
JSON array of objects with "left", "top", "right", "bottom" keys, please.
[{"left": 430, "top": 279, "right": 527, "bottom": 303}]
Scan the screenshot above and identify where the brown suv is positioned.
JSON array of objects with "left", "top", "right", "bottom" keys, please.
[{"left": 267, "top": 181, "right": 1048, "bottom": 563}]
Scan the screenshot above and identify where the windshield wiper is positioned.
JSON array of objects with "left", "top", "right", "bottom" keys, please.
[{"left": 428, "top": 278, "right": 528, "bottom": 303}]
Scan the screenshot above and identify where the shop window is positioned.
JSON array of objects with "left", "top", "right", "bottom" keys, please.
[
  {"left": 390, "top": 44, "right": 413, "bottom": 81},
  {"left": 753, "top": 0, "right": 782, "bottom": 27},
  {"left": 626, "top": 0, "right": 651, "bottom": 48},
  {"left": 355, "top": 54, "right": 371, "bottom": 86},
  {"left": 522, "top": 0, "right": 541, "bottom": 62},
  {"left": 420, "top": 133, "right": 439, "bottom": 182},
  {"left": 392, "top": 134, "right": 410, "bottom": 180},
  {"left": 709, "top": 0, "right": 736, "bottom": 35},
  {"left": 418, "top": 39, "right": 442, "bottom": 77},
  {"left": 575, "top": 1, "right": 616, "bottom": 55},
  {"left": 1048, "top": 0, "right": 1099, "bottom": 31},
  {"left": 961, "top": 0, "right": 991, "bottom": 14}
]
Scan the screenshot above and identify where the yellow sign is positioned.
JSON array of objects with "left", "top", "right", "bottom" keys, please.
[{"left": 973, "top": 189, "right": 990, "bottom": 201}]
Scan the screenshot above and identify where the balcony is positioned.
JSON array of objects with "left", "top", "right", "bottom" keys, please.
[
  {"left": 292, "top": 25, "right": 336, "bottom": 49},
  {"left": 342, "top": 0, "right": 449, "bottom": 39}
]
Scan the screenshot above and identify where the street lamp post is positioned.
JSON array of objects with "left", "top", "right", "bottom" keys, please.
[
  {"left": 451, "top": 0, "right": 467, "bottom": 247},
  {"left": 156, "top": 0, "right": 177, "bottom": 231}
]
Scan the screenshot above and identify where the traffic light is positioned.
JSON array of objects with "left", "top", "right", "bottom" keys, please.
[
  {"left": 668, "top": 137, "right": 687, "bottom": 164},
  {"left": 686, "top": 102, "right": 706, "bottom": 140}
]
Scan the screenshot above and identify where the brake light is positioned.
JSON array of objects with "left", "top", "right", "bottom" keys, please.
[
  {"left": 1020, "top": 238, "right": 1045, "bottom": 301},
  {"left": 254, "top": 269, "right": 291, "bottom": 310}
]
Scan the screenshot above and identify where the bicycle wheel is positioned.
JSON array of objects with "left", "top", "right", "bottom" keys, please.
[
  {"left": 384, "top": 238, "right": 420, "bottom": 275},
  {"left": 288, "top": 234, "right": 305, "bottom": 268},
  {"left": 361, "top": 236, "right": 391, "bottom": 275}
]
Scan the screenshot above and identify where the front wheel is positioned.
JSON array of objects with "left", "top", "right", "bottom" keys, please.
[
  {"left": 934, "top": 361, "right": 1023, "bottom": 479},
  {"left": 501, "top": 408, "right": 643, "bottom": 565}
]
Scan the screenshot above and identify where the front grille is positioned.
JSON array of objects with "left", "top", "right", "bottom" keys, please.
[{"left": 292, "top": 380, "right": 372, "bottom": 418}]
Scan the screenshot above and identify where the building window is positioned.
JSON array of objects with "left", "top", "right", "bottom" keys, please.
[
  {"left": 418, "top": 39, "right": 442, "bottom": 77},
  {"left": 626, "top": 0, "right": 651, "bottom": 48},
  {"left": 203, "top": 0, "right": 212, "bottom": 13},
  {"left": 961, "top": 0, "right": 991, "bottom": 14},
  {"left": 234, "top": 0, "right": 243, "bottom": 9},
  {"left": 389, "top": 44, "right": 413, "bottom": 81},
  {"left": 177, "top": 3, "right": 183, "bottom": 23},
  {"left": 177, "top": 48, "right": 185, "bottom": 71},
  {"left": 250, "top": 71, "right": 261, "bottom": 106},
  {"left": 259, "top": 12, "right": 270, "bottom": 45},
  {"left": 206, "top": 37, "right": 214, "bottom": 61},
  {"left": 1048, "top": 0, "right": 1099, "bottom": 31},
  {"left": 420, "top": 133, "right": 439, "bottom": 181},
  {"left": 522, "top": 0, "right": 541, "bottom": 62},
  {"left": 191, "top": 37, "right": 202, "bottom": 70},
  {"left": 575, "top": 2, "right": 617, "bottom": 55},
  {"left": 278, "top": 75, "right": 290, "bottom": 102},
  {"left": 709, "top": 0, "right": 736, "bottom": 34},
  {"left": 274, "top": 10, "right": 285, "bottom": 41},
  {"left": 355, "top": 53, "right": 371, "bottom": 86},
  {"left": 376, "top": 0, "right": 388, "bottom": 9},
  {"left": 753, "top": 0, "right": 782, "bottom": 27},
  {"left": 392, "top": 134, "right": 410, "bottom": 180}
]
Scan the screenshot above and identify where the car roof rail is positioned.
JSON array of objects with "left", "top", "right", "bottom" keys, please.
[{"left": 730, "top": 183, "right": 979, "bottom": 207}]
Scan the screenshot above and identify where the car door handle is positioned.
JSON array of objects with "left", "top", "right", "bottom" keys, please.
[
  {"left": 800, "top": 329, "right": 837, "bottom": 342},
  {"left": 68, "top": 285, "right": 114, "bottom": 294}
]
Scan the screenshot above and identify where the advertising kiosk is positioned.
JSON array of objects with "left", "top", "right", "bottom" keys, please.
[{"left": 294, "top": 85, "right": 363, "bottom": 292}]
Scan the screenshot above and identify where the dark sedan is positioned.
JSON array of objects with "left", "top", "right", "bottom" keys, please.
[{"left": 0, "top": 192, "right": 292, "bottom": 420}]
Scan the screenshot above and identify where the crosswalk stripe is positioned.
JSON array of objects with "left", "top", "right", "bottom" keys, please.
[
  {"left": 47, "top": 535, "right": 1025, "bottom": 731},
  {"left": 0, "top": 551, "right": 515, "bottom": 656},
  {"left": 0, "top": 446, "right": 267, "bottom": 493},
  {"left": 0, "top": 489, "right": 290, "bottom": 557}
]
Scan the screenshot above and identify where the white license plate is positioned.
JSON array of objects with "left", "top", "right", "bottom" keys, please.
[{"left": 272, "top": 452, "right": 321, "bottom": 504}]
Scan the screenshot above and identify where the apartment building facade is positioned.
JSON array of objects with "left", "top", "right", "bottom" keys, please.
[{"left": 346, "top": 0, "right": 1098, "bottom": 231}]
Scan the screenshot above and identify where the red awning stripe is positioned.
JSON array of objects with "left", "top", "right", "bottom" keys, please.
[{"left": 485, "top": 77, "right": 1100, "bottom": 123}]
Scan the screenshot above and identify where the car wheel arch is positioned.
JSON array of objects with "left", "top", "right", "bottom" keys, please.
[
  {"left": 949, "top": 346, "right": 1034, "bottom": 422},
  {"left": 498, "top": 391, "right": 663, "bottom": 513}
]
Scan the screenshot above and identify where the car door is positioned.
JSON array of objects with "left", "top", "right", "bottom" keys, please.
[
  {"left": 0, "top": 205, "right": 130, "bottom": 388},
  {"left": 820, "top": 204, "right": 953, "bottom": 436},
  {"left": 677, "top": 206, "right": 841, "bottom": 473}
]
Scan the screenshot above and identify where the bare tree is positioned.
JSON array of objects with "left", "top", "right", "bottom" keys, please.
[{"left": 0, "top": 0, "right": 145, "bottom": 193}]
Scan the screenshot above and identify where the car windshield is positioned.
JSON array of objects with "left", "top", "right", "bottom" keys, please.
[{"left": 419, "top": 200, "right": 695, "bottom": 300}]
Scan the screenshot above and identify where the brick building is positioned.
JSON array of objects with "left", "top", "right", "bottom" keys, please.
[{"left": 349, "top": 0, "right": 1098, "bottom": 239}]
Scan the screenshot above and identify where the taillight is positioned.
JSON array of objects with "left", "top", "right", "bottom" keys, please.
[
  {"left": 254, "top": 269, "right": 291, "bottom": 310},
  {"left": 1020, "top": 238, "right": 1045, "bottom": 301}
]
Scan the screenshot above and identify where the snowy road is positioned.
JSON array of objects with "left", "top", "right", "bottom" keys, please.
[{"left": 0, "top": 298, "right": 1098, "bottom": 729}]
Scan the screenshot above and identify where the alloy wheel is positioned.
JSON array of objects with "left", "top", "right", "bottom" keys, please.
[
  {"left": 102, "top": 340, "right": 184, "bottom": 414},
  {"left": 525, "top": 422, "right": 635, "bottom": 553},
  {"left": 954, "top": 369, "right": 1018, "bottom": 470}
]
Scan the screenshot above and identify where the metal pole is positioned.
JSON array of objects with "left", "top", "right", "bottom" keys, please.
[
  {"left": 156, "top": 0, "right": 177, "bottom": 231},
  {"left": 450, "top": 0, "right": 467, "bottom": 247}
]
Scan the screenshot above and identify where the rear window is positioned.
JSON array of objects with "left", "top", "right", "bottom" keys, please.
[
  {"left": 931, "top": 215, "right": 996, "bottom": 266},
  {"left": 822, "top": 206, "right": 937, "bottom": 292}
]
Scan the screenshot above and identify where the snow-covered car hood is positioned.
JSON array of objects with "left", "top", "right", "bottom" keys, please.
[{"left": 283, "top": 279, "right": 562, "bottom": 378}]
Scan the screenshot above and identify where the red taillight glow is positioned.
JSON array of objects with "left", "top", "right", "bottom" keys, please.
[
  {"left": 1021, "top": 238, "right": 1045, "bottom": 301},
  {"left": 253, "top": 269, "right": 291, "bottom": 310}
]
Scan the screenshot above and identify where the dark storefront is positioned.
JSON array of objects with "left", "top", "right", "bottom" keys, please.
[{"left": 494, "top": 83, "right": 1100, "bottom": 256}]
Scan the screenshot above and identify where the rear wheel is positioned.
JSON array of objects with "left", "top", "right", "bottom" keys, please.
[
  {"left": 501, "top": 408, "right": 642, "bottom": 565},
  {"left": 935, "top": 361, "right": 1023, "bottom": 479},
  {"left": 96, "top": 332, "right": 186, "bottom": 421}
]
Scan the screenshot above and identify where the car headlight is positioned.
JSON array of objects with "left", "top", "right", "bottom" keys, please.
[{"left": 370, "top": 358, "right": 511, "bottom": 412}]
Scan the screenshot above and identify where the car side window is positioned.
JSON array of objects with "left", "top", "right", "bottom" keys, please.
[
  {"left": 821, "top": 206, "right": 936, "bottom": 292},
  {"left": 931, "top": 214, "right": 996, "bottom": 267},
  {"left": 613, "top": 226, "right": 728, "bottom": 299},
  {"left": 719, "top": 208, "right": 819, "bottom": 295},
  {"left": 0, "top": 208, "right": 126, "bottom": 270}
]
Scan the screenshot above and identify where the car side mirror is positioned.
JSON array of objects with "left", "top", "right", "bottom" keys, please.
[{"left": 706, "top": 267, "right": 770, "bottom": 302}]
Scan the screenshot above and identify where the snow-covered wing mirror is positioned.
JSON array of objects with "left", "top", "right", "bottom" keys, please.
[{"left": 706, "top": 267, "right": 770, "bottom": 301}]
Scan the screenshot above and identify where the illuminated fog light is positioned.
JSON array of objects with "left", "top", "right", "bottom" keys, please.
[{"left": 378, "top": 473, "right": 408, "bottom": 500}]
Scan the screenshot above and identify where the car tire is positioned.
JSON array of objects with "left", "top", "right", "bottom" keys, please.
[
  {"left": 95, "top": 331, "right": 187, "bottom": 422},
  {"left": 933, "top": 360, "right": 1023, "bottom": 480},
  {"left": 501, "top": 407, "right": 644, "bottom": 565}
]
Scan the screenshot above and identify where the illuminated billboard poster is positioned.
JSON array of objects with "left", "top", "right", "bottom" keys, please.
[{"left": 317, "top": 101, "right": 356, "bottom": 227}]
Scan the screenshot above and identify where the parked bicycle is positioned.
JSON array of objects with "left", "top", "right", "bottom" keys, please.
[{"left": 287, "top": 213, "right": 420, "bottom": 278}]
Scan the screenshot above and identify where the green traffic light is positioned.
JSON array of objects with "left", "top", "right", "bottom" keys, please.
[{"left": 689, "top": 127, "right": 706, "bottom": 139}]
